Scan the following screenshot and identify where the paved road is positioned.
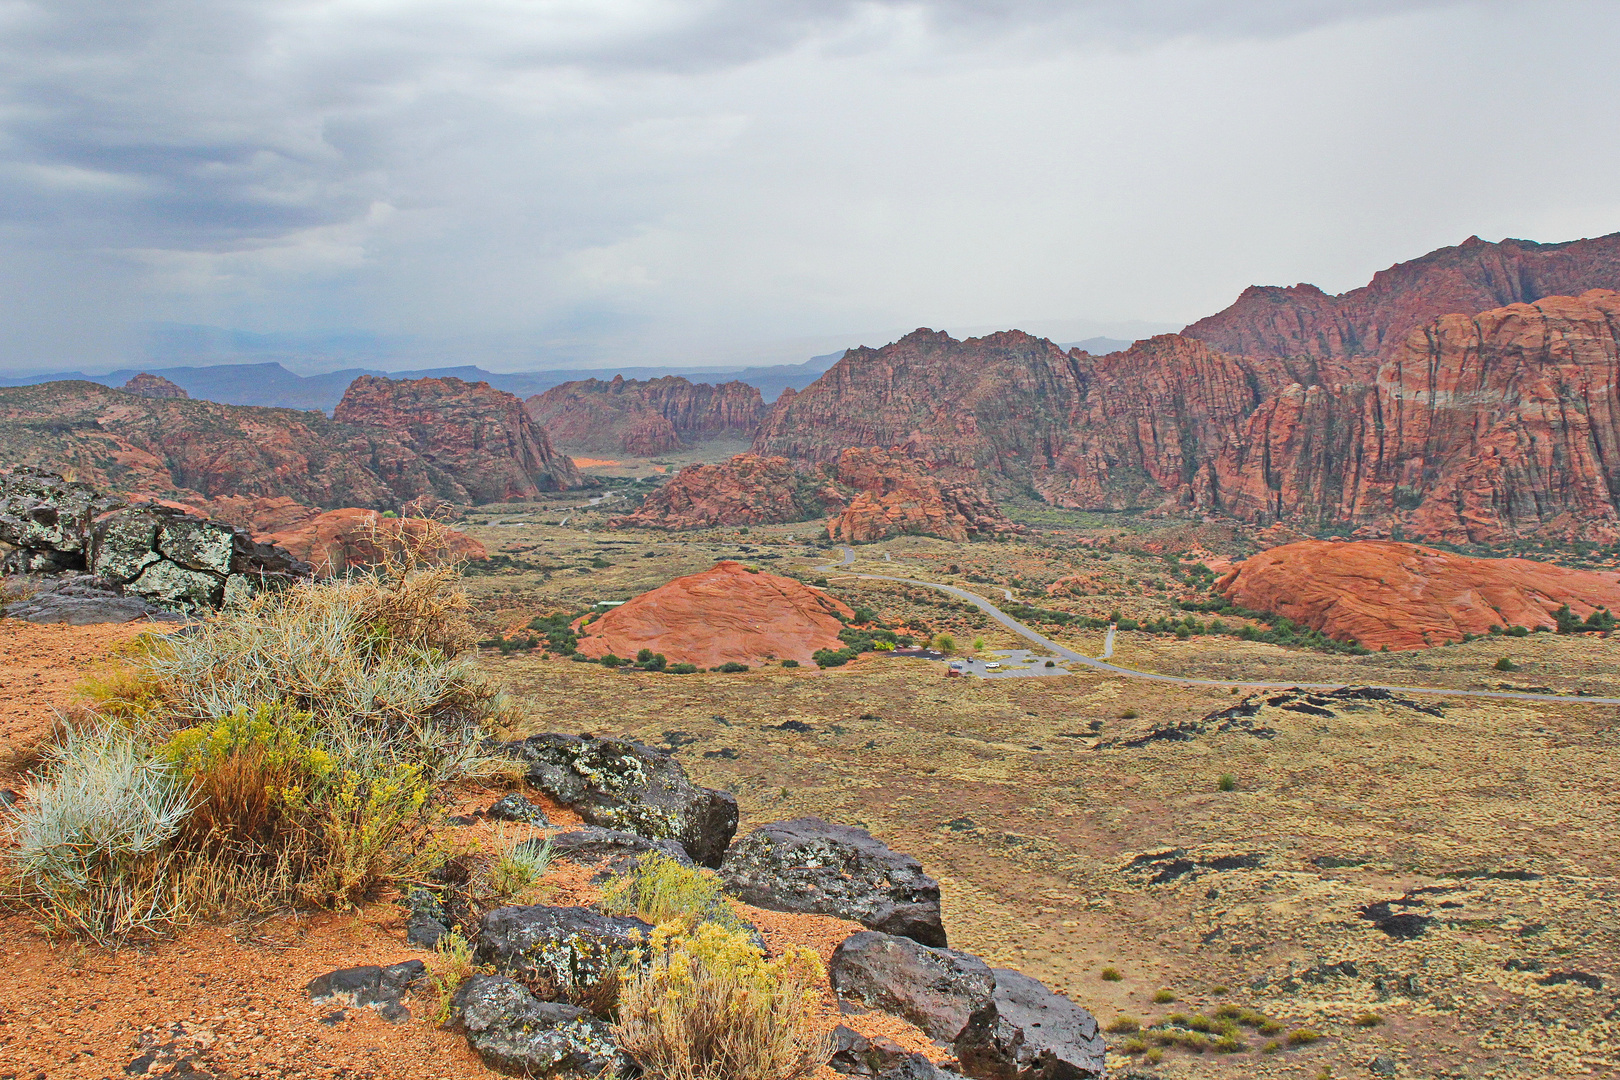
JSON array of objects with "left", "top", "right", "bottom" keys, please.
[{"left": 816, "top": 546, "right": 1620, "bottom": 706}]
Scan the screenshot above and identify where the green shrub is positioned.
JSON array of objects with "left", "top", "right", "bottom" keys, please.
[
  {"left": 718, "top": 661, "right": 750, "bottom": 674},
  {"left": 781, "top": 660, "right": 800, "bottom": 668},
  {"left": 614, "top": 920, "right": 829, "bottom": 1080},
  {"left": 488, "top": 836, "right": 553, "bottom": 903},
  {"left": 1353, "top": 1011, "right": 1383, "bottom": 1027},
  {"left": 1217, "top": 773, "right": 1236, "bottom": 792},
  {"left": 1121, "top": 1037, "right": 1147, "bottom": 1054},
  {"left": 1152, "top": 988, "right": 1176, "bottom": 1004},
  {"left": 1287, "top": 1027, "right": 1322, "bottom": 1045},
  {"left": 934, "top": 633, "right": 956, "bottom": 654},
  {"left": 1495, "top": 656, "right": 1515, "bottom": 671},
  {"left": 600, "top": 852, "right": 745, "bottom": 931},
  {"left": 1120, "top": 708, "right": 1139, "bottom": 719},
  {"left": 1106, "top": 1015, "right": 1141, "bottom": 1034},
  {"left": 667, "top": 663, "right": 699, "bottom": 675},
  {"left": 1100, "top": 966, "right": 1122, "bottom": 981}
]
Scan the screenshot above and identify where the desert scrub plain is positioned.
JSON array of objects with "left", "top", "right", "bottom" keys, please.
[{"left": 3, "top": 499, "right": 1619, "bottom": 1078}]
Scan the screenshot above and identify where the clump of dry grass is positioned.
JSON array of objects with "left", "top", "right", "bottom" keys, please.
[{"left": 614, "top": 919, "right": 830, "bottom": 1080}]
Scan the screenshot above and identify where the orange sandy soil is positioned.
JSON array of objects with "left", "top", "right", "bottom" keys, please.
[
  {"left": 567, "top": 458, "right": 622, "bottom": 469},
  {"left": 0, "top": 623, "right": 936, "bottom": 1079}
]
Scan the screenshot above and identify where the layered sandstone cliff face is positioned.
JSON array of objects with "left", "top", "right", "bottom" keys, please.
[
  {"left": 1183, "top": 232, "right": 1620, "bottom": 367},
  {"left": 751, "top": 285, "right": 1620, "bottom": 542},
  {"left": 753, "top": 329, "right": 1085, "bottom": 485},
  {"left": 574, "top": 561, "right": 854, "bottom": 667},
  {"left": 0, "top": 376, "right": 576, "bottom": 511},
  {"left": 825, "top": 447, "right": 1021, "bottom": 543},
  {"left": 614, "top": 454, "right": 846, "bottom": 529},
  {"left": 526, "top": 375, "right": 767, "bottom": 456},
  {"left": 1218, "top": 539, "right": 1620, "bottom": 650},
  {"left": 334, "top": 375, "right": 581, "bottom": 501}
]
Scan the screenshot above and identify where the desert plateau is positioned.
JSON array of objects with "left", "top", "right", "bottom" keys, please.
[{"left": 4, "top": 9, "right": 1620, "bottom": 1080}]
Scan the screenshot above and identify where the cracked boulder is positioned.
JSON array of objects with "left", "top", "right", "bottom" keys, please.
[
  {"left": 954, "top": 969, "right": 1105, "bottom": 1080},
  {"left": 499, "top": 733, "right": 738, "bottom": 866},
  {"left": 449, "top": 974, "right": 621, "bottom": 1077},
  {"left": 722, "top": 817, "right": 946, "bottom": 946},
  {"left": 0, "top": 468, "right": 112, "bottom": 564},
  {"left": 478, "top": 905, "right": 652, "bottom": 1008},
  {"left": 829, "top": 930, "right": 996, "bottom": 1044},
  {"left": 91, "top": 504, "right": 308, "bottom": 611}
]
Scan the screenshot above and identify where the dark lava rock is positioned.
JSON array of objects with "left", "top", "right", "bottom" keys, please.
[
  {"left": 955, "top": 968, "right": 1106, "bottom": 1080},
  {"left": 305, "top": 960, "right": 426, "bottom": 1022},
  {"left": 1, "top": 572, "right": 183, "bottom": 624},
  {"left": 830, "top": 1025, "right": 970, "bottom": 1080},
  {"left": 722, "top": 817, "right": 946, "bottom": 946},
  {"left": 1358, "top": 898, "right": 1435, "bottom": 939},
  {"left": 449, "top": 973, "right": 620, "bottom": 1077},
  {"left": 547, "top": 826, "right": 695, "bottom": 871},
  {"left": 1540, "top": 970, "right": 1603, "bottom": 990},
  {"left": 487, "top": 792, "right": 552, "bottom": 826},
  {"left": 499, "top": 733, "right": 738, "bottom": 867},
  {"left": 1368, "top": 1053, "right": 1398, "bottom": 1077},
  {"left": 407, "top": 909, "right": 452, "bottom": 948},
  {"left": 478, "top": 905, "right": 652, "bottom": 1006},
  {"left": 829, "top": 930, "right": 995, "bottom": 1043}
]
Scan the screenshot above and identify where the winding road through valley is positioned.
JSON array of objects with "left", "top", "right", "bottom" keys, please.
[{"left": 816, "top": 545, "right": 1620, "bottom": 706}]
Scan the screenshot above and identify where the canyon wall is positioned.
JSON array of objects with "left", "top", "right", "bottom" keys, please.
[{"left": 527, "top": 375, "right": 767, "bottom": 456}]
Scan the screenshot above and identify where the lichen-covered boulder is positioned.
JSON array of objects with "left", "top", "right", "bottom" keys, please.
[
  {"left": 477, "top": 905, "right": 652, "bottom": 1007},
  {"left": 89, "top": 503, "right": 309, "bottom": 611},
  {"left": 721, "top": 817, "right": 946, "bottom": 946},
  {"left": 499, "top": 733, "right": 738, "bottom": 867},
  {"left": 0, "top": 468, "right": 115, "bottom": 564},
  {"left": 305, "top": 959, "right": 427, "bottom": 1023},
  {"left": 450, "top": 974, "right": 621, "bottom": 1077},
  {"left": 487, "top": 792, "right": 552, "bottom": 826},
  {"left": 829, "top": 930, "right": 996, "bottom": 1044},
  {"left": 954, "top": 969, "right": 1106, "bottom": 1080},
  {"left": 547, "top": 826, "right": 696, "bottom": 871}
]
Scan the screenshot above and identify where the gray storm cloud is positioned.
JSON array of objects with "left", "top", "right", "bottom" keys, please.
[{"left": 0, "top": 0, "right": 1613, "bottom": 370}]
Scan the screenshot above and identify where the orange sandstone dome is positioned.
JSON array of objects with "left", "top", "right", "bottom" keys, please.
[
  {"left": 574, "top": 561, "right": 854, "bottom": 668},
  {"left": 1217, "top": 539, "right": 1620, "bottom": 650}
]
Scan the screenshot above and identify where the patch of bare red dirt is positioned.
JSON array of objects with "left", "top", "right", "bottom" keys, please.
[
  {"left": 1217, "top": 538, "right": 1620, "bottom": 650},
  {"left": 575, "top": 561, "right": 855, "bottom": 668}
]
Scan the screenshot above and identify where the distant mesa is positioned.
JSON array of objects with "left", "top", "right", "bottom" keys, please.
[
  {"left": 1218, "top": 539, "right": 1620, "bottom": 650},
  {"left": 526, "top": 374, "right": 767, "bottom": 457},
  {"left": 573, "top": 561, "right": 854, "bottom": 668},
  {"left": 121, "top": 372, "right": 188, "bottom": 399},
  {"left": 614, "top": 447, "right": 1020, "bottom": 543}
]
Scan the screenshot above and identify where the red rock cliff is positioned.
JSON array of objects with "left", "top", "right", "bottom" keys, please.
[
  {"left": 336, "top": 375, "right": 581, "bottom": 501},
  {"left": 825, "top": 447, "right": 1020, "bottom": 543},
  {"left": 1217, "top": 539, "right": 1620, "bottom": 650},
  {"left": 614, "top": 454, "right": 846, "bottom": 529},
  {"left": 526, "top": 375, "right": 766, "bottom": 456},
  {"left": 1183, "top": 232, "right": 1620, "bottom": 366}
]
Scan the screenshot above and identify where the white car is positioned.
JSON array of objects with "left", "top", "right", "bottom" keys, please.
[{"left": 984, "top": 661, "right": 1001, "bottom": 670}]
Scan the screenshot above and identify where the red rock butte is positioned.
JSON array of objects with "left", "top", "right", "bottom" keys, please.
[
  {"left": 1217, "top": 539, "right": 1620, "bottom": 650},
  {"left": 574, "top": 561, "right": 855, "bottom": 668}
]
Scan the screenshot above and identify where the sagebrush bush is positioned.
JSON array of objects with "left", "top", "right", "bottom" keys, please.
[
  {"left": 600, "top": 852, "right": 746, "bottom": 932},
  {"left": 487, "top": 834, "right": 553, "bottom": 903},
  {"left": 614, "top": 919, "right": 829, "bottom": 1080},
  {"left": 3, "top": 723, "right": 193, "bottom": 944},
  {"left": 5, "top": 533, "right": 503, "bottom": 940}
]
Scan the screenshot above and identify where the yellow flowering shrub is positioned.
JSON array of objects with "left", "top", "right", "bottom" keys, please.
[{"left": 614, "top": 919, "right": 830, "bottom": 1080}]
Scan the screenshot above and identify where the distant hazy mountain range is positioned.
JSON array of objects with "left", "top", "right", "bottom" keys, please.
[{"left": 0, "top": 353, "right": 847, "bottom": 412}]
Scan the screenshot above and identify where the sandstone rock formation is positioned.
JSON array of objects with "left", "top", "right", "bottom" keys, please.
[
  {"left": 526, "top": 375, "right": 767, "bottom": 456},
  {"left": 827, "top": 448, "right": 1022, "bottom": 544},
  {"left": 0, "top": 376, "right": 576, "bottom": 511},
  {"left": 1216, "top": 539, "right": 1620, "bottom": 650},
  {"left": 574, "top": 561, "right": 854, "bottom": 668},
  {"left": 262, "top": 508, "right": 487, "bottom": 577},
  {"left": 753, "top": 284, "right": 1620, "bottom": 542},
  {"left": 121, "top": 372, "right": 188, "bottom": 399},
  {"left": 616, "top": 447, "right": 1018, "bottom": 542},
  {"left": 1184, "top": 231, "right": 1620, "bottom": 366},
  {"left": 335, "top": 376, "right": 581, "bottom": 501},
  {"left": 614, "top": 454, "right": 847, "bottom": 530}
]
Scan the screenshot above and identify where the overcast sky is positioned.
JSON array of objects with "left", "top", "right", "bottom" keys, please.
[{"left": 2, "top": 0, "right": 1617, "bottom": 372}]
